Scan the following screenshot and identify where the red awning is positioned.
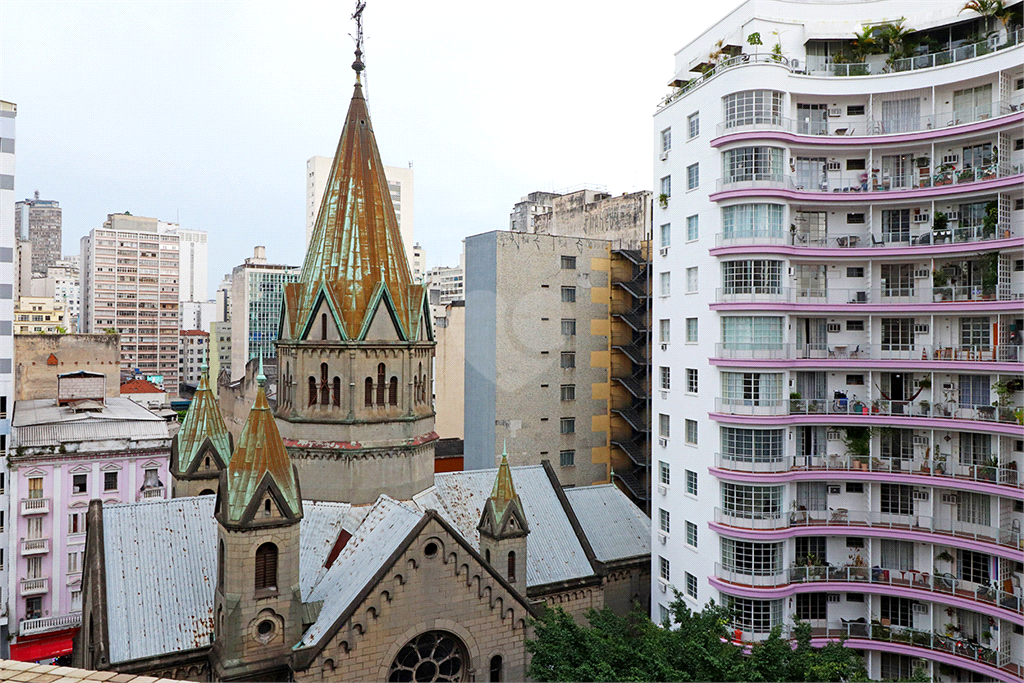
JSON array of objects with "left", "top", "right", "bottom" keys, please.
[{"left": 9, "top": 628, "right": 77, "bottom": 661}]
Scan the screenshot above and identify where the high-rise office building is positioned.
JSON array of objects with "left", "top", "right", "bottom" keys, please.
[
  {"left": 229, "top": 246, "right": 299, "bottom": 380},
  {"left": 80, "top": 214, "right": 181, "bottom": 395},
  {"left": 0, "top": 99, "right": 17, "bottom": 653},
  {"left": 175, "top": 228, "right": 208, "bottom": 305},
  {"left": 653, "top": 2, "right": 1023, "bottom": 680},
  {"left": 14, "top": 191, "right": 61, "bottom": 275}
]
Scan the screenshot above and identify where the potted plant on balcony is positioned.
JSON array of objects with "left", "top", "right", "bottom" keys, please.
[
  {"left": 789, "top": 390, "right": 802, "bottom": 413},
  {"left": 842, "top": 426, "right": 871, "bottom": 469},
  {"left": 957, "top": 167, "right": 976, "bottom": 183},
  {"left": 658, "top": 193, "right": 669, "bottom": 209},
  {"left": 919, "top": 377, "right": 932, "bottom": 390},
  {"left": 934, "top": 165, "right": 955, "bottom": 186},
  {"left": 991, "top": 379, "right": 1017, "bottom": 422},
  {"left": 932, "top": 267, "right": 950, "bottom": 301}
]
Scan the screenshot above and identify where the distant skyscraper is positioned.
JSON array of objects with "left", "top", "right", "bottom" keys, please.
[
  {"left": 229, "top": 246, "right": 299, "bottom": 380},
  {"left": 80, "top": 213, "right": 182, "bottom": 395},
  {"left": 14, "top": 191, "right": 61, "bottom": 275},
  {"left": 306, "top": 156, "right": 415, "bottom": 265},
  {"left": 175, "top": 228, "right": 209, "bottom": 304},
  {"left": 0, "top": 99, "right": 16, "bottom": 652}
]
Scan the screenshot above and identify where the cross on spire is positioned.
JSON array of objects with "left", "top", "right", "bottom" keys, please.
[{"left": 351, "top": 1, "right": 366, "bottom": 78}]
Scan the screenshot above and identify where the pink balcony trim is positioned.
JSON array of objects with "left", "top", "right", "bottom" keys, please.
[
  {"left": 709, "top": 358, "right": 1015, "bottom": 373},
  {"left": 706, "top": 467, "right": 1020, "bottom": 499},
  {"left": 708, "top": 577, "right": 1024, "bottom": 626},
  {"left": 707, "top": 522, "right": 1020, "bottom": 561},
  {"left": 710, "top": 300, "right": 1021, "bottom": 314},
  {"left": 808, "top": 638, "right": 1018, "bottom": 683},
  {"left": 708, "top": 412, "right": 1023, "bottom": 438},
  {"left": 709, "top": 236, "right": 1024, "bottom": 259},
  {"left": 710, "top": 111, "right": 1024, "bottom": 148},
  {"left": 708, "top": 172, "right": 1022, "bottom": 203}
]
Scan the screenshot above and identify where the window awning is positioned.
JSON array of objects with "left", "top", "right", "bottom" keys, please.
[{"left": 9, "top": 628, "right": 77, "bottom": 661}]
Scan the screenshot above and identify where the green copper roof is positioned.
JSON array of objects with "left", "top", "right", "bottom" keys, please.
[
  {"left": 290, "top": 78, "right": 416, "bottom": 339},
  {"left": 489, "top": 443, "right": 521, "bottom": 521},
  {"left": 224, "top": 369, "right": 301, "bottom": 523},
  {"left": 174, "top": 365, "right": 231, "bottom": 473}
]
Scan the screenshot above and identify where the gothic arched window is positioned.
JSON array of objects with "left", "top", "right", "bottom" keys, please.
[
  {"left": 507, "top": 551, "right": 516, "bottom": 583},
  {"left": 255, "top": 543, "right": 278, "bottom": 593},
  {"left": 321, "top": 312, "right": 328, "bottom": 340},
  {"left": 376, "top": 363, "right": 386, "bottom": 405},
  {"left": 308, "top": 377, "right": 317, "bottom": 406},
  {"left": 320, "top": 363, "right": 330, "bottom": 405},
  {"left": 333, "top": 377, "right": 342, "bottom": 407},
  {"left": 365, "top": 377, "right": 373, "bottom": 407},
  {"left": 218, "top": 539, "right": 225, "bottom": 591},
  {"left": 489, "top": 655, "right": 503, "bottom": 682},
  {"left": 389, "top": 376, "right": 398, "bottom": 406}
]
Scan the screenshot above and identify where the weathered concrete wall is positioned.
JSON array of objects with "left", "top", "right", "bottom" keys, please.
[
  {"left": 15, "top": 334, "right": 121, "bottom": 400},
  {"left": 535, "top": 190, "right": 652, "bottom": 248},
  {"left": 435, "top": 303, "right": 465, "bottom": 439}
]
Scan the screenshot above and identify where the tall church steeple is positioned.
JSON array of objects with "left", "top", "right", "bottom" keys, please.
[
  {"left": 478, "top": 444, "right": 529, "bottom": 586},
  {"left": 171, "top": 364, "right": 233, "bottom": 498}
]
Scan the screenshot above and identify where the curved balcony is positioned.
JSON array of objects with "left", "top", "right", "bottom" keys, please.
[
  {"left": 711, "top": 342, "right": 1023, "bottom": 371},
  {"left": 711, "top": 286, "right": 1018, "bottom": 313},
  {"left": 712, "top": 228, "right": 1021, "bottom": 253},
  {"left": 710, "top": 508, "right": 1020, "bottom": 558},
  {"left": 709, "top": 167, "right": 1022, "bottom": 203},
  {"left": 712, "top": 453, "right": 1022, "bottom": 493},
  {"left": 712, "top": 100, "right": 1024, "bottom": 146},
  {"left": 712, "top": 563, "right": 1022, "bottom": 622}
]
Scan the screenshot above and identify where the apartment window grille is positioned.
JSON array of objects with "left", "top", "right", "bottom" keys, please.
[
  {"left": 660, "top": 556, "right": 670, "bottom": 581},
  {"left": 721, "top": 316, "right": 783, "bottom": 351},
  {"left": 796, "top": 537, "right": 827, "bottom": 565},
  {"left": 659, "top": 461, "right": 670, "bottom": 485},
  {"left": 847, "top": 105, "right": 866, "bottom": 116},
  {"left": 685, "top": 572, "right": 697, "bottom": 598},
  {"left": 959, "top": 432, "right": 990, "bottom": 465},
  {"left": 722, "top": 538, "right": 781, "bottom": 576},
  {"left": 686, "top": 164, "right": 699, "bottom": 190},
  {"left": 686, "top": 215, "right": 699, "bottom": 241},
  {"left": 723, "top": 146, "right": 784, "bottom": 184},
  {"left": 560, "top": 384, "right": 576, "bottom": 401},
  {"left": 958, "top": 374, "right": 990, "bottom": 408},
  {"left": 880, "top": 318, "right": 914, "bottom": 350},
  {"left": 559, "top": 449, "right": 575, "bottom": 467},
  {"left": 559, "top": 418, "right": 575, "bottom": 434},
  {"left": 685, "top": 267, "right": 698, "bottom": 293},
  {"left": 660, "top": 223, "right": 671, "bottom": 248},
  {"left": 796, "top": 593, "right": 828, "bottom": 620},
  {"left": 722, "top": 260, "right": 781, "bottom": 295},
  {"left": 880, "top": 264, "right": 914, "bottom": 297},
  {"left": 685, "top": 368, "right": 698, "bottom": 394},
  {"left": 721, "top": 372, "right": 783, "bottom": 406},
  {"left": 661, "top": 127, "right": 672, "bottom": 152},
  {"left": 880, "top": 596, "right": 914, "bottom": 628},
  {"left": 687, "top": 112, "right": 699, "bottom": 139},
  {"left": 659, "top": 509, "right": 670, "bottom": 533},
  {"left": 880, "top": 484, "right": 914, "bottom": 516},
  {"left": 960, "top": 317, "right": 990, "bottom": 349},
  {"left": 678, "top": 419, "right": 696, "bottom": 447},
  {"left": 722, "top": 90, "right": 783, "bottom": 129},
  {"left": 721, "top": 483, "right": 783, "bottom": 519},
  {"left": 685, "top": 318, "right": 698, "bottom": 342},
  {"left": 685, "top": 469, "right": 697, "bottom": 496},
  {"left": 881, "top": 209, "right": 911, "bottom": 243},
  {"left": 659, "top": 366, "right": 670, "bottom": 390},
  {"left": 560, "top": 286, "right": 576, "bottom": 303},
  {"left": 846, "top": 267, "right": 864, "bottom": 278},
  {"left": 561, "top": 319, "right": 576, "bottom": 336},
  {"left": 660, "top": 175, "right": 672, "bottom": 197},
  {"left": 957, "top": 492, "right": 991, "bottom": 526},
  {"left": 685, "top": 521, "right": 698, "bottom": 548},
  {"left": 847, "top": 213, "right": 865, "bottom": 224},
  {"left": 104, "top": 472, "right": 118, "bottom": 491},
  {"left": 727, "top": 597, "right": 782, "bottom": 634},
  {"left": 957, "top": 548, "right": 990, "bottom": 584},
  {"left": 721, "top": 204, "right": 784, "bottom": 240},
  {"left": 659, "top": 319, "right": 670, "bottom": 343},
  {"left": 658, "top": 414, "right": 670, "bottom": 439},
  {"left": 721, "top": 427, "right": 784, "bottom": 463},
  {"left": 660, "top": 272, "right": 671, "bottom": 297},
  {"left": 560, "top": 352, "right": 575, "bottom": 368},
  {"left": 560, "top": 255, "right": 576, "bottom": 270}
]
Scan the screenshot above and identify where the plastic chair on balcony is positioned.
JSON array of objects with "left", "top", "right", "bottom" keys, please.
[{"left": 870, "top": 233, "right": 885, "bottom": 247}]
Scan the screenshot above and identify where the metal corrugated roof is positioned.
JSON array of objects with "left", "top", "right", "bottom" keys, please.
[
  {"left": 103, "top": 496, "right": 218, "bottom": 664},
  {"left": 297, "top": 496, "right": 423, "bottom": 651},
  {"left": 299, "top": 501, "right": 371, "bottom": 601},
  {"left": 564, "top": 485, "right": 651, "bottom": 563},
  {"left": 414, "top": 466, "right": 593, "bottom": 588},
  {"left": 13, "top": 397, "right": 169, "bottom": 447}
]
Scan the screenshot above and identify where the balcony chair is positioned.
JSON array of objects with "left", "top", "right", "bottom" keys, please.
[{"left": 870, "top": 233, "right": 885, "bottom": 247}]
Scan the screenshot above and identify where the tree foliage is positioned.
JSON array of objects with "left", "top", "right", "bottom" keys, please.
[{"left": 526, "top": 593, "right": 869, "bottom": 682}]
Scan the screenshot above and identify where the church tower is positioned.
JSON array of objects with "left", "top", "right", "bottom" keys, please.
[
  {"left": 275, "top": 45, "right": 436, "bottom": 504},
  {"left": 478, "top": 446, "right": 529, "bottom": 587},
  {"left": 212, "top": 363, "right": 304, "bottom": 682},
  {"left": 171, "top": 363, "right": 233, "bottom": 498}
]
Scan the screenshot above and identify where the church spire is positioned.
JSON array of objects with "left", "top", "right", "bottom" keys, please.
[
  {"left": 172, "top": 363, "right": 232, "bottom": 479},
  {"left": 490, "top": 441, "right": 520, "bottom": 520},
  {"left": 220, "top": 360, "right": 302, "bottom": 526}
]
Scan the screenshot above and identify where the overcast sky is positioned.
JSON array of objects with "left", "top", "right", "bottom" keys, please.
[{"left": 1, "top": 0, "right": 741, "bottom": 298}]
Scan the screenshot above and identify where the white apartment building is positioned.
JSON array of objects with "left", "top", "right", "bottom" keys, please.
[
  {"left": 0, "top": 99, "right": 17, "bottom": 652},
  {"left": 176, "top": 228, "right": 208, "bottom": 306},
  {"left": 653, "top": 2, "right": 1024, "bottom": 681},
  {"left": 80, "top": 214, "right": 181, "bottom": 395}
]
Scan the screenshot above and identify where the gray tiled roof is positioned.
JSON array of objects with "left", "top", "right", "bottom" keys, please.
[
  {"left": 414, "top": 465, "right": 593, "bottom": 587},
  {"left": 299, "top": 501, "right": 371, "bottom": 601},
  {"left": 564, "top": 484, "right": 651, "bottom": 562},
  {"left": 103, "top": 496, "right": 218, "bottom": 664}
]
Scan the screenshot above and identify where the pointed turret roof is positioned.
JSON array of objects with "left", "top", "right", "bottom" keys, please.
[
  {"left": 286, "top": 73, "right": 425, "bottom": 341},
  {"left": 489, "top": 442, "right": 521, "bottom": 521},
  {"left": 174, "top": 365, "right": 232, "bottom": 474},
  {"left": 223, "top": 361, "right": 301, "bottom": 524}
]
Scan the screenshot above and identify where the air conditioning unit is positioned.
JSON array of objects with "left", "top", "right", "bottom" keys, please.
[
  {"left": 946, "top": 211, "right": 960, "bottom": 221},
  {"left": 912, "top": 435, "right": 928, "bottom": 446},
  {"left": 660, "top": 391, "right": 668, "bottom": 400},
  {"left": 914, "top": 269, "right": 930, "bottom": 279},
  {"left": 660, "top": 247, "right": 670, "bottom": 256},
  {"left": 913, "top": 603, "right": 930, "bottom": 615},
  {"left": 827, "top": 161, "right": 842, "bottom": 172},
  {"left": 914, "top": 323, "right": 929, "bottom": 334},
  {"left": 659, "top": 581, "right": 668, "bottom": 593},
  {"left": 912, "top": 213, "right": 930, "bottom": 223},
  {"left": 828, "top": 485, "right": 841, "bottom": 494},
  {"left": 941, "top": 154, "right": 959, "bottom": 165},
  {"left": 942, "top": 383, "right": 953, "bottom": 390},
  {"left": 913, "top": 490, "right": 929, "bottom": 501},
  {"left": 659, "top": 532, "right": 668, "bottom": 544},
  {"left": 658, "top": 484, "right": 668, "bottom": 495},
  {"left": 659, "top": 438, "right": 668, "bottom": 447},
  {"left": 827, "top": 323, "right": 841, "bottom": 333},
  {"left": 941, "top": 493, "right": 958, "bottom": 505},
  {"left": 828, "top": 108, "right": 842, "bottom": 117},
  {"left": 660, "top": 151, "right": 669, "bottom": 161},
  {"left": 827, "top": 430, "right": 842, "bottom": 441}
]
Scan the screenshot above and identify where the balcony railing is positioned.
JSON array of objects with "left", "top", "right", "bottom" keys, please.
[
  {"left": 715, "top": 396, "right": 1021, "bottom": 426},
  {"left": 20, "top": 538, "right": 50, "bottom": 556},
  {"left": 714, "top": 286, "right": 1014, "bottom": 304},
  {"left": 20, "top": 497, "right": 50, "bottom": 516},
  {"left": 715, "top": 222, "right": 1019, "bottom": 248},
  {"left": 19, "top": 577, "right": 49, "bottom": 597},
  {"left": 714, "top": 452, "right": 1022, "bottom": 490},
  {"left": 713, "top": 97, "right": 1024, "bottom": 139},
  {"left": 712, "top": 507, "right": 1020, "bottom": 549},
  {"left": 141, "top": 487, "right": 164, "bottom": 500},
  {"left": 712, "top": 342, "right": 1024, "bottom": 363},
  {"left": 714, "top": 562, "right": 1023, "bottom": 614},
  {"left": 715, "top": 163, "right": 1019, "bottom": 194},
  {"left": 20, "top": 611, "right": 82, "bottom": 637}
]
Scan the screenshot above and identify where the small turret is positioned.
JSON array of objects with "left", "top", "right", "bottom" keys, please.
[
  {"left": 171, "top": 363, "right": 233, "bottom": 498},
  {"left": 477, "top": 443, "right": 529, "bottom": 586}
]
